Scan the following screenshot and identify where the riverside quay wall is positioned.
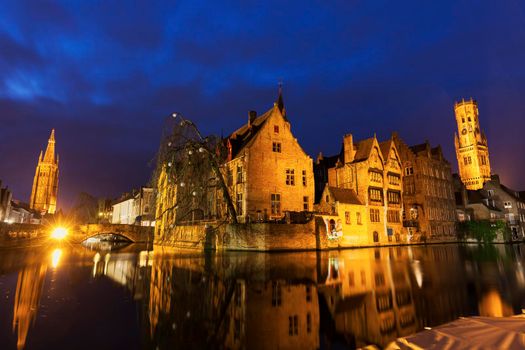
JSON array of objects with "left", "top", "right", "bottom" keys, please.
[
  {"left": 0, "top": 223, "right": 49, "bottom": 248},
  {"left": 153, "top": 216, "right": 461, "bottom": 251},
  {"left": 154, "top": 217, "right": 327, "bottom": 251}
]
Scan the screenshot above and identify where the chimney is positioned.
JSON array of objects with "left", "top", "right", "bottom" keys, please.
[
  {"left": 343, "top": 133, "right": 354, "bottom": 164},
  {"left": 248, "top": 111, "right": 257, "bottom": 126}
]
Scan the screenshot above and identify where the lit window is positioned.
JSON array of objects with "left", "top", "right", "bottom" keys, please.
[
  {"left": 370, "top": 209, "right": 380, "bottom": 222},
  {"left": 236, "top": 193, "right": 243, "bottom": 215},
  {"left": 369, "top": 188, "right": 382, "bottom": 203},
  {"left": 302, "top": 170, "right": 307, "bottom": 186},
  {"left": 286, "top": 169, "right": 295, "bottom": 186},
  {"left": 388, "top": 174, "right": 400, "bottom": 185},
  {"left": 370, "top": 171, "right": 383, "bottom": 183},
  {"left": 271, "top": 194, "right": 281, "bottom": 215},
  {"left": 236, "top": 165, "right": 243, "bottom": 184},
  {"left": 387, "top": 210, "right": 400, "bottom": 223},
  {"left": 387, "top": 191, "right": 401, "bottom": 204},
  {"left": 345, "top": 211, "right": 351, "bottom": 224}
]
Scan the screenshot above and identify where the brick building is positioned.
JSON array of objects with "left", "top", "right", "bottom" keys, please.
[
  {"left": 222, "top": 90, "right": 314, "bottom": 222},
  {"left": 325, "top": 134, "right": 405, "bottom": 245},
  {"left": 392, "top": 134, "right": 457, "bottom": 241}
]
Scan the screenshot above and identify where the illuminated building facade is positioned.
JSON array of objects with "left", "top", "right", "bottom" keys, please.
[
  {"left": 393, "top": 134, "right": 457, "bottom": 241},
  {"left": 454, "top": 99, "right": 491, "bottom": 190},
  {"left": 223, "top": 90, "right": 314, "bottom": 222},
  {"left": 30, "top": 129, "right": 59, "bottom": 214},
  {"left": 326, "top": 134, "right": 405, "bottom": 244},
  {"left": 112, "top": 187, "right": 155, "bottom": 226}
]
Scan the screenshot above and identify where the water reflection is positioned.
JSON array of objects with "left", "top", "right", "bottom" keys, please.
[
  {"left": 2, "top": 244, "right": 525, "bottom": 349},
  {"left": 12, "top": 263, "right": 47, "bottom": 350}
]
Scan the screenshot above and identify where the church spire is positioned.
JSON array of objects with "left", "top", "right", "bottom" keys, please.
[
  {"left": 30, "top": 129, "right": 59, "bottom": 214},
  {"left": 43, "top": 129, "right": 56, "bottom": 164}
]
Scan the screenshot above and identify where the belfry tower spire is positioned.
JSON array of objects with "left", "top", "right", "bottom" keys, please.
[{"left": 30, "top": 129, "right": 59, "bottom": 214}]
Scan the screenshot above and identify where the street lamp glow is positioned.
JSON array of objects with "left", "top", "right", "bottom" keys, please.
[{"left": 51, "top": 227, "right": 68, "bottom": 240}]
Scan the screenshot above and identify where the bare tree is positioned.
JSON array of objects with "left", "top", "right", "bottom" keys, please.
[{"left": 152, "top": 113, "right": 237, "bottom": 232}]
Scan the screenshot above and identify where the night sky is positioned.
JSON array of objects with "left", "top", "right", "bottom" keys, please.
[{"left": 1, "top": 1, "right": 525, "bottom": 210}]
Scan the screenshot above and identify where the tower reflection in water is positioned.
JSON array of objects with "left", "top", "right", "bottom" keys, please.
[
  {"left": 5, "top": 243, "right": 525, "bottom": 349},
  {"left": 11, "top": 248, "right": 63, "bottom": 350}
]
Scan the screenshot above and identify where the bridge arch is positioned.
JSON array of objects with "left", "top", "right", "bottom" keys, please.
[{"left": 71, "top": 224, "right": 154, "bottom": 244}]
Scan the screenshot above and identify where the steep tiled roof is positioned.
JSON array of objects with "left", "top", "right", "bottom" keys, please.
[
  {"left": 410, "top": 142, "right": 428, "bottom": 154},
  {"left": 500, "top": 184, "right": 523, "bottom": 201},
  {"left": 467, "top": 190, "right": 500, "bottom": 211},
  {"left": 379, "top": 139, "right": 393, "bottom": 160},
  {"left": 328, "top": 187, "right": 363, "bottom": 205},
  {"left": 227, "top": 107, "right": 274, "bottom": 158},
  {"left": 353, "top": 137, "right": 375, "bottom": 162}
]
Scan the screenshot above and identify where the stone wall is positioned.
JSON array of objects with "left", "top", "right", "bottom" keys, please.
[
  {"left": 154, "top": 217, "right": 329, "bottom": 251},
  {"left": 0, "top": 223, "right": 48, "bottom": 248},
  {"left": 71, "top": 223, "right": 154, "bottom": 243}
]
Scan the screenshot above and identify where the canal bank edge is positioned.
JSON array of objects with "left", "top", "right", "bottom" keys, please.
[{"left": 153, "top": 216, "right": 465, "bottom": 252}]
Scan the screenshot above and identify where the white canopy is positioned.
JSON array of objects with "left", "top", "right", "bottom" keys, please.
[{"left": 386, "top": 316, "right": 525, "bottom": 350}]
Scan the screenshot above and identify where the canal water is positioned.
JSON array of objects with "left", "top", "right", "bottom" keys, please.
[{"left": 1, "top": 243, "right": 525, "bottom": 349}]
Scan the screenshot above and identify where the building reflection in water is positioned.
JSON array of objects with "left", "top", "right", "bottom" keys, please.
[
  {"left": 6, "top": 243, "right": 525, "bottom": 349},
  {"left": 146, "top": 253, "right": 320, "bottom": 349}
]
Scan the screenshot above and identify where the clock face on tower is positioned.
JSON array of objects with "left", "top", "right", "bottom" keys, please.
[{"left": 462, "top": 128, "right": 467, "bottom": 135}]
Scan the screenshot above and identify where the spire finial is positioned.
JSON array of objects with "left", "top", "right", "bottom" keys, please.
[
  {"left": 49, "top": 129, "right": 55, "bottom": 142},
  {"left": 275, "top": 81, "right": 286, "bottom": 118}
]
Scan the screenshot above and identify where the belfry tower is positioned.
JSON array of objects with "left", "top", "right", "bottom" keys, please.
[
  {"left": 454, "top": 99, "right": 491, "bottom": 190},
  {"left": 30, "top": 129, "right": 59, "bottom": 214}
]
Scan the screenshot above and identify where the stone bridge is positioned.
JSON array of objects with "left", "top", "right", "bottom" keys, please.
[{"left": 69, "top": 224, "right": 154, "bottom": 244}]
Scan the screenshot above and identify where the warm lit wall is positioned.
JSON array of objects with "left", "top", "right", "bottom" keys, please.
[
  {"left": 454, "top": 100, "right": 491, "bottom": 190},
  {"left": 225, "top": 106, "right": 314, "bottom": 221},
  {"left": 245, "top": 282, "right": 320, "bottom": 350}
]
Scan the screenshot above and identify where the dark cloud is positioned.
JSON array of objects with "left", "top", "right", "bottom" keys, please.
[{"left": 1, "top": 0, "right": 525, "bottom": 210}]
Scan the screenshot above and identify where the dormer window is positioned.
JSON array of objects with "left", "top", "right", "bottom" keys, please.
[{"left": 274, "top": 125, "right": 279, "bottom": 133}]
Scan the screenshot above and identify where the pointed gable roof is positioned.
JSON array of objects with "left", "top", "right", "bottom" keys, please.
[
  {"left": 227, "top": 107, "right": 274, "bottom": 159},
  {"left": 379, "top": 139, "right": 394, "bottom": 160},
  {"left": 353, "top": 137, "right": 376, "bottom": 162},
  {"left": 226, "top": 86, "right": 294, "bottom": 160}
]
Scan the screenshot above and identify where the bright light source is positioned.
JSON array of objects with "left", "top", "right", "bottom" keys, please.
[{"left": 51, "top": 227, "right": 68, "bottom": 240}]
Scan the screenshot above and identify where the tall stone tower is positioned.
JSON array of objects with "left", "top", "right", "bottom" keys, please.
[
  {"left": 454, "top": 99, "right": 491, "bottom": 190},
  {"left": 30, "top": 129, "right": 59, "bottom": 214}
]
